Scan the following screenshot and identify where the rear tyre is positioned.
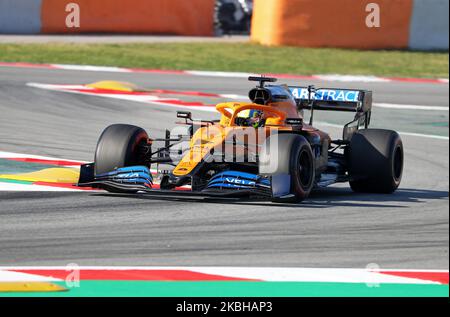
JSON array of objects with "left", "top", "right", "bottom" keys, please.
[
  {"left": 348, "top": 129, "right": 403, "bottom": 193},
  {"left": 260, "top": 134, "right": 315, "bottom": 203},
  {"left": 94, "top": 124, "right": 149, "bottom": 176}
]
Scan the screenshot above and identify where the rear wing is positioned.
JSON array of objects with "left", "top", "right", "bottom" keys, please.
[
  {"left": 288, "top": 86, "right": 373, "bottom": 141},
  {"left": 289, "top": 87, "right": 372, "bottom": 113}
]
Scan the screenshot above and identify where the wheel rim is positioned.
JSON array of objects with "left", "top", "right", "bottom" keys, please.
[
  {"left": 393, "top": 145, "right": 403, "bottom": 181},
  {"left": 298, "top": 149, "right": 313, "bottom": 188}
]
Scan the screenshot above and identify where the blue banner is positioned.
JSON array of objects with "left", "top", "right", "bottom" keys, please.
[{"left": 290, "top": 88, "right": 361, "bottom": 103}]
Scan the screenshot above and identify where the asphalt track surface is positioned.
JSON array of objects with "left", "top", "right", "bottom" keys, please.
[{"left": 0, "top": 66, "right": 448, "bottom": 269}]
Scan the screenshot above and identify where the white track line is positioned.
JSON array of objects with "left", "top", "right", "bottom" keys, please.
[
  {"left": 1, "top": 62, "right": 448, "bottom": 84},
  {"left": 0, "top": 182, "right": 82, "bottom": 192},
  {"left": 0, "top": 267, "right": 446, "bottom": 284},
  {"left": 373, "top": 103, "right": 448, "bottom": 111},
  {"left": 314, "top": 122, "right": 449, "bottom": 141},
  {"left": 0, "top": 150, "right": 87, "bottom": 162},
  {"left": 51, "top": 64, "right": 132, "bottom": 73},
  {"left": 48, "top": 65, "right": 449, "bottom": 85},
  {"left": 315, "top": 74, "right": 391, "bottom": 83},
  {"left": 0, "top": 270, "right": 62, "bottom": 282},
  {"left": 189, "top": 267, "right": 438, "bottom": 284},
  {"left": 396, "top": 132, "right": 449, "bottom": 140},
  {"left": 27, "top": 83, "right": 89, "bottom": 90},
  {"left": 186, "top": 70, "right": 257, "bottom": 78}
]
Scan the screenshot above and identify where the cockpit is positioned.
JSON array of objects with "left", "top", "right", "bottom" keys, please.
[{"left": 234, "top": 109, "right": 266, "bottom": 128}]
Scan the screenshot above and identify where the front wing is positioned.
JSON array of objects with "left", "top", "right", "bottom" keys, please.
[{"left": 77, "top": 164, "right": 273, "bottom": 198}]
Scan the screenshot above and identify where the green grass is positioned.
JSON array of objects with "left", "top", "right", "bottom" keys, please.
[
  {"left": 0, "top": 43, "right": 448, "bottom": 78},
  {"left": 1, "top": 281, "right": 448, "bottom": 297}
]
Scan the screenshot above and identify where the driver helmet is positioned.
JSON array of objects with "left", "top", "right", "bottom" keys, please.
[{"left": 237, "top": 109, "right": 264, "bottom": 128}]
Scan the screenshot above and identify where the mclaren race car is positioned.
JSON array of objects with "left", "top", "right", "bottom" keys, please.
[{"left": 77, "top": 76, "right": 404, "bottom": 203}]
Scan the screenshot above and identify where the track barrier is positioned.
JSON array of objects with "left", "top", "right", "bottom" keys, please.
[
  {"left": 0, "top": 0, "right": 215, "bottom": 36},
  {"left": 251, "top": 0, "right": 448, "bottom": 50}
]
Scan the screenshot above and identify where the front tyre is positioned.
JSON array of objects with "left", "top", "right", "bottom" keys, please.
[
  {"left": 348, "top": 129, "right": 404, "bottom": 193},
  {"left": 260, "top": 134, "right": 315, "bottom": 203},
  {"left": 94, "top": 124, "right": 149, "bottom": 176}
]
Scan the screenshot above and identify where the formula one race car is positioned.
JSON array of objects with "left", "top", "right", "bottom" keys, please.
[{"left": 77, "top": 76, "right": 404, "bottom": 203}]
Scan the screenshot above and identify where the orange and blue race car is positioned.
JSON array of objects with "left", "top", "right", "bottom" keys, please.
[{"left": 77, "top": 76, "right": 404, "bottom": 203}]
